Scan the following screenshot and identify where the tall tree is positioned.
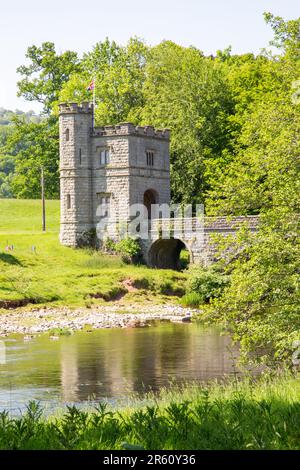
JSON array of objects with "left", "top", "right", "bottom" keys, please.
[
  {"left": 58, "top": 38, "right": 148, "bottom": 124},
  {"left": 206, "top": 13, "right": 300, "bottom": 362},
  {"left": 17, "top": 42, "right": 80, "bottom": 114},
  {"left": 140, "top": 41, "right": 234, "bottom": 204},
  {"left": 5, "top": 117, "right": 59, "bottom": 199}
]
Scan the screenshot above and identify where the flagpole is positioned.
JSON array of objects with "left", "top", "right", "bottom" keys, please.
[{"left": 92, "top": 77, "right": 96, "bottom": 130}]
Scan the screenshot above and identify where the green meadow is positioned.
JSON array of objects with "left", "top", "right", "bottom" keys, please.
[{"left": 0, "top": 199, "right": 186, "bottom": 308}]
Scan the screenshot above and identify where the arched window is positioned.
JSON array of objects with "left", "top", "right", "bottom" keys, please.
[
  {"left": 143, "top": 189, "right": 158, "bottom": 219},
  {"left": 65, "top": 128, "right": 70, "bottom": 141}
]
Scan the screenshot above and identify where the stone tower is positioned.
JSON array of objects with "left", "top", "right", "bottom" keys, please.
[{"left": 59, "top": 102, "right": 170, "bottom": 246}]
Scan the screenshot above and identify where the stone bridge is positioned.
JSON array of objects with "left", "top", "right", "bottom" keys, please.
[{"left": 141, "top": 215, "right": 259, "bottom": 269}]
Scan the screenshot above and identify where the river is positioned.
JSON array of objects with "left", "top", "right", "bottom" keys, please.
[{"left": 0, "top": 321, "right": 242, "bottom": 413}]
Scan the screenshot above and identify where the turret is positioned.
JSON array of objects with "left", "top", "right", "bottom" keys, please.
[{"left": 59, "top": 102, "right": 93, "bottom": 246}]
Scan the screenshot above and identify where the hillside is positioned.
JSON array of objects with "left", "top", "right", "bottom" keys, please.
[{"left": 0, "top": 107, "right": 40, "bottom": 126}]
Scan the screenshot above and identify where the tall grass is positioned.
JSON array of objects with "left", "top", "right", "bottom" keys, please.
[{"left": 0, "top": 373, "right": 300, "bottom": 450}]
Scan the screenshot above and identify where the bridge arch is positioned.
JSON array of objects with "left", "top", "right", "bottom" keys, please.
[{"left": 148, "top": 238, "right": 192, "bottom": 270}]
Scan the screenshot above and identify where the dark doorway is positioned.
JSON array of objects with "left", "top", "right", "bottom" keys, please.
[{"left": 143, "top": 189, "right": 157, "bottom": 220}]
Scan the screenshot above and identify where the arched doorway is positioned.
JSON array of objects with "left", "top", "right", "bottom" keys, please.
[
  {"left": 148, "top": 238, "right": 191, "bottom": 270},
  {"left": 143, "top": 189, "right": 158, "bottom": 220}
]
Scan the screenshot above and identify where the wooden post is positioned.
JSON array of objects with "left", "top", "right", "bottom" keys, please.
[{"left": 41, "top": 166, "right": 46, "bottom": 232}]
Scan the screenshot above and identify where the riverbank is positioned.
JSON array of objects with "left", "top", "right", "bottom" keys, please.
[
  {"left": 0, "top": 200, "right": 190, "bottom": 310},
  {"left": 0, "top": 372, "right": 299, "bottom": 450},
  {"left": 0, "top": 303, "right": 198, "bottom": 335}
]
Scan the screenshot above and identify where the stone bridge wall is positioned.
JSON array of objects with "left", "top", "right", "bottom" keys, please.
[{"left": 142, "top": 215, "right": 259, "bottom": 268}]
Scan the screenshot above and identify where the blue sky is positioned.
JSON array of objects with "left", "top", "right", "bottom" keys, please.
[{"left": 1, "top": 0, "right": 299, "bottom": 112}]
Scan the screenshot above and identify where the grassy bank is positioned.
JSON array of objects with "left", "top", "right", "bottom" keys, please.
[
  {"left": 0, "top": 199, "right": 187, "bottom": 309},
  {"left": 1, "top": 373, "right": 300, "bottom": 450}
]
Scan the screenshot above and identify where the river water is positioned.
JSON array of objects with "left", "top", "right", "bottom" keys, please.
[{"left": 0, "top": 322, "right": 242, "bottom": 412}]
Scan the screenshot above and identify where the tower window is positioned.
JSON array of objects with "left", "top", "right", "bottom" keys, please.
[
  {"left": 96, "top": 193, "right": 110, "bottom": 217},
  {"left": 67, "top": 194, "right": 71, "bottom": 209},
  {"left": 146, "top": 150, "right": 154, "bottom": 166},
  {"left": 65, "top": 128, "right": 70, "bottom": 141},
  {"left": 79, "top": 148, "right": 82, "bottom": 165},
  {"left": 100, "top": 149, "right": 110, "bottom": 165}
]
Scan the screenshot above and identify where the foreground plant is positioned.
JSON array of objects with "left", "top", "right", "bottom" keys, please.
[{"left": 1, "top": 374, "right": 300, "bottom": 450}]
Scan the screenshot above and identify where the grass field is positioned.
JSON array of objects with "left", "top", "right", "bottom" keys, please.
[
  {"left": 0, "top": 199, "right": 187, "bottom": 308},
  {"left": 1, "top": 373, "right": 300, "bottom": 450}
]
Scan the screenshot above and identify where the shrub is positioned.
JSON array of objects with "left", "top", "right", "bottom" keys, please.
[
  {"left": 179, "top": 249, "right": 190, "bottom": 270},
  {"left": 102, "top": 237, "right": 117, "bottom": 253},
  {"left": 187, "top": 267, "right": 230, "bottom": 304},
  {"left": 115, "top": 238, "right": 142, "bottom": 264},
  {"left": 180, "top": 292, "right": 203, "bottom": 308},
  {"left": 77, "top": 229, "right": 98, "bottom": 248}
]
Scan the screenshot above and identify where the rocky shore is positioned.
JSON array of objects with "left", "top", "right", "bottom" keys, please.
[{"left": 0, "top": 304, "right": 199, "bottom": 336}]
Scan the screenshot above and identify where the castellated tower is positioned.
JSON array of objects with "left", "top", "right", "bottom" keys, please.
[
  {"left": 59, "top": 102, "right": 94, "bottom": 246},
  {"left": 59, "top": 102, "right": 170, "bottom": 247}
]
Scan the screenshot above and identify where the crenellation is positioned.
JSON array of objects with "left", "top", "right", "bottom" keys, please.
[
  {"left": 59, "top": 102, "right": 93, "bottom": 114},
  {"left": 93, "top": 123, "right": 170, "bottom": 140}
]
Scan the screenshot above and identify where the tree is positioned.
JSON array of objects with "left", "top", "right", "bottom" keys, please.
[
  {"left": 5, "top": 117, "right": 59, "bottom": 199},
  {"left": 140, "top": 41, "right": 234, "bottom": 204},
  {"left": 264, "top": 11, "right": 300, "bottom": 58},
  {"left": 205, "top": 13, "right": 300, "bottom": 363},
  {"left": 58, "top": 37, "right": 148, "bottom": 124},
  {"left": 17, "top": 42, "right": 80, "bottom": 114}
]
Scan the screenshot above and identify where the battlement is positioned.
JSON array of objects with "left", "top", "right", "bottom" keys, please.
[
  {"left": 93, "top": 123, "right": 170, "bottom": 140},
  {"left": 59, "top": 102, "right": 93, "bottom": 115}
]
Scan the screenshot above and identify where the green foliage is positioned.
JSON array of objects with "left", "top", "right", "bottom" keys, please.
[
  {"left": 0, "top": 109, "right": 41, "bottom": 198},
  {"left": 17, "top": 42, "right": 80, "bottom": 114},
  {"left": 5, "top": 117, "right": 59, "bottom": 199},
  {"left": 264, "top": 12, "right": 300, "bottom": 58},
  {"left": 115, "top": 237, "right": 142, "bottom": 264},
  {"left": 1, "top": 374, "right": 300, "bottom": 449},
  {"left": 140, "top": 41, "right": 234, "bottom": 204},
  {"left": 5, "top": 12, "right": 300, "bottom": 205},
  {"left": 58, "top": 38, "right": 148, "bottom": 124},
  {"left": 102, "top": 237, "right": 117, "bottom": 253},
  {"left": 77, "top": 228, "right": 98, "bottom": 248},
  {"left": 180, "top": 292, "right": 203, "bottom": 308},
  {"left": 0, "top": 107, "right": 40, "bottom": 126},
  {"left": 210, "top": 211, "right": 300, "bottom": 364},
  {"left": 187, "top": 267, "right": 230, "bottom": 304}
]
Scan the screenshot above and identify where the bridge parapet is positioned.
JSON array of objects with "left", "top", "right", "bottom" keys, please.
[
  {"left": 150, "top": 215, "right": 259, "bottom": 235},
  {"left": 203, "top": 215, "right": 259, "bottom": 231},
  {"left": 143, "top": 215, "right": 260, "bottom": 268}
]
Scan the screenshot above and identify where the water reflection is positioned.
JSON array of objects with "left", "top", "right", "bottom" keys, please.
[{"left": 0, "top": 322, "right": 241, "bottom": 411}]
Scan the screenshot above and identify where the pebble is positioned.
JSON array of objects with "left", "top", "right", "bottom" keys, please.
[{"left": 0, "top": 304, "right": 200, "bottom": 336}]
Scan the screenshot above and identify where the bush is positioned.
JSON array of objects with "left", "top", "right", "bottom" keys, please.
[
  {"left": 101, "top": 237, "right": 117, "bottom": 253},
  {"left": 77, "top": 229, "right": 98, "bottom": 248},
  {"left": 180, "top": 292, "right": 203, "bottom": 308},
  {"left": 115, "top": 238, "right": 142, "bottom": 264},
  {"left": 187, "top": 267, "right": 230, "bottom": 304}
]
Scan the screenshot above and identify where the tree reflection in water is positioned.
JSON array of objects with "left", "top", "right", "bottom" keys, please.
[{"left": 0, "top": 322, "right": 242, "bottom": 410}]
